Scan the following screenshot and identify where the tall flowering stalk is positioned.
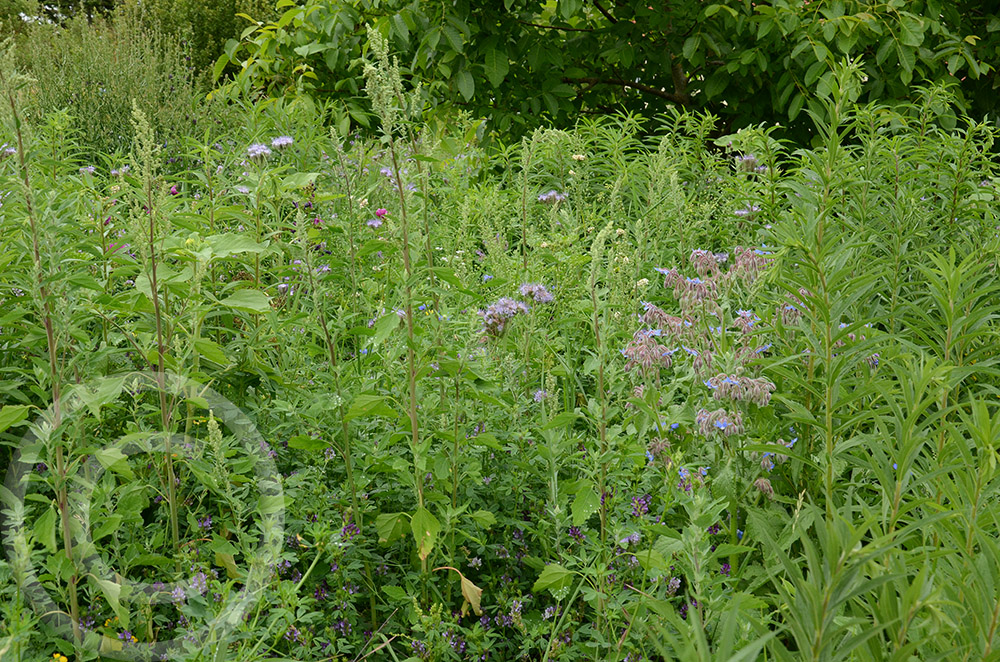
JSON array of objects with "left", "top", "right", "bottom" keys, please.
[
  {"left": 363, "top": 28, "right": 424, "bottom": 515},
  {"left": 130, "top": 102, "right": 181, "bottom": 552},
  {"left": 0, "top": 45, "right": 81, "bottom": 645}
]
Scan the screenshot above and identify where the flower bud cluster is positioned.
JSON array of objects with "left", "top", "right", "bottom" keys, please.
[
  {"left": 704, "top": 373, "right": 775, "bottom": 406},
  {"left": 622, "top": 328, "right": 675, "bottom": 373},
  {"left": 695, "top": 408, "right": 744, "bottom": 437}
]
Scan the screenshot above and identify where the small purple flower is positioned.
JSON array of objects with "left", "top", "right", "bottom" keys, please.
[
  {"left": 198, "top": 516, "right": 212, "bottom": 532},
  {"left": 170, "top": 185, "right": 179, "bottom": 195},
  {"left": 375, "top": 207, "right": 388, "bottom": 218},
  {"left": 271, "top": 135, "right": 294, "bottom": 149},
  {"left": 537, "top": 190, "right": 567, "bottom": 204},
  {"left": 519, "top": 282, "right": 554, "bottom": 303},
  {"left": 533, "top": 389, "right": 548, "bottom": 403},
  {"left": 342, "top": 520, "right": 361, "bottom": 539},
  {"left": 247, "top": 143, "right": 272, "bottom": 159},
  {"left": 366, "top": 217, "right": 383, "bottom": 229}
]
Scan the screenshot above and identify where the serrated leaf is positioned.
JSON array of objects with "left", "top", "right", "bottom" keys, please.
[
  {"left": 383, "top": 585, "right": 408, "bottom": 601},
  {"left": 468, "top": 509, "right": 496, "bottom": 528},
  {"left": 484, "top": 48, "right": 509, "bottom": 88},
  {"left": 457, "top": 69, "right": 474, "bottom": 101}
]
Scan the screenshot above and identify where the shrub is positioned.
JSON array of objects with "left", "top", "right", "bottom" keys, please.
[{"left": 13, "top": 3, "right": 211, "bottom": 156}]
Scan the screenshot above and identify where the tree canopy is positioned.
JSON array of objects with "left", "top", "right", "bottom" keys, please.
[{"left": 217, "top": 0, "right": 1000, "bottom": 140}]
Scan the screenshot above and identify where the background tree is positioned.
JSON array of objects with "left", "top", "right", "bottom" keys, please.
[{"left": 216, "top": 0, "right": 1000, "bottom": 142}]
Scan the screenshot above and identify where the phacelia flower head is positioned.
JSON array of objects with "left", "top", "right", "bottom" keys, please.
[
  {"left": 271, "top": 135, "right": 294, "bottom": 149},
  {"left": 519, "top": 283, "right": 554, "bottom": 303},
  {"left": 537, "top": 190, "right": 567, "bottom": 204},
  {"left": 247, "top": 143, "right": 272, "bottom": 159},
  {"left": 479, "top": 297, "right": 529, "bottom": 337}
]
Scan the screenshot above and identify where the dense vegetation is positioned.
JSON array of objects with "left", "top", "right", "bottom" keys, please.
[{"left": 1, "top": 3, "right": 1000, "bottom": 662}]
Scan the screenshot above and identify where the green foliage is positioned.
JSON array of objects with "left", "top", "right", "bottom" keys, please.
[
  {"left": 4, "top": 37, "right": 1000, "bottom": 660},
  {"left": 122, "top": 0, "right": 279, "bottom": 75},
  {"left": 12, "top": 4, "right": 217, "bottom": 156},
  {"left": 216, "top": 0, "right": 1000, "bottom": 140}
]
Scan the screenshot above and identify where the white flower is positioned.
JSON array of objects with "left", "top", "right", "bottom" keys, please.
[{"left": 572, "top": 154, "right": 586, "bottom": 161}]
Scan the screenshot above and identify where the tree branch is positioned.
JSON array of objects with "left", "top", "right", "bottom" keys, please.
[
  {"left": 593, "top": 0, "right": 617, "bottom": 23},
  {"left": 562, "top": 75, "right": 691, "bottom": 105}
]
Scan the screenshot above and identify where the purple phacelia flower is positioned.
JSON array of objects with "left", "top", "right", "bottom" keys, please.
[{"left": 247, "top": 143, "right": 272, "bottom": 159}]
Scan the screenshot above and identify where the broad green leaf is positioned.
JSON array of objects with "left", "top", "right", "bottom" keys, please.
[
  {"left": 635, "top": 548, "right": 667, "bottom": 572},
  {"left": 457, "top": 69, "right": 474, "bottom": 101},
  {"left": 287, "top": 435, "right": 328, "bottom": 451},
  {"left": 468, "top": 509, "right": 496, "bottom": 528},
  {"left": 383, "top": 585, "right": 408, "bottom": 601},
  {"left": 95, "top": 448, "right": 134, "bottom": 480},
  {"left": 96, "top": 578, "right": 128, "bottom": 628},
  {"left": 0, "top": 405, "right": 30, "bottom": 432},
  {"left": 222, "top": 289, "right": 271, "bottom": 313},
  {"left": 572, "top": 486, "right": 600, "bottom": 526},
  {"left": 206, "top": 234, "right": 271, "bottom": 258},
  {"left": 73, "top": 376, "right": 125, "bottom": 419},
  {"left": 532, "top": 563, "right": 574, "bottom": 593},
  {"left": 35, "top": 505, "right": 57, "bottom": 553},
  {"left": 376, "top": 512, "right": 410, "bottom": 543},
  {"left": 484, "top": 48, "right": 509, "bottom": 88},
  {"left": 345, "top": 394, "right": 396, "bottom": 421},
  {"left": 194, "top": 338, "right": 230, "bottom": 366},
  {"left": 215, "top": 552, "right": 240, "bottom": 578},
  {"left": 93, "top": 514, "right": 123, "bottom": 542},
  {"left": 373, "top": 313, "right": 400, "bottom": 345},
  {"left": 411, "top": 507, "right": 441, "bottom": 561},
  {"left": 281, "top": 172, "right": 320, "bottom": 190}
]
